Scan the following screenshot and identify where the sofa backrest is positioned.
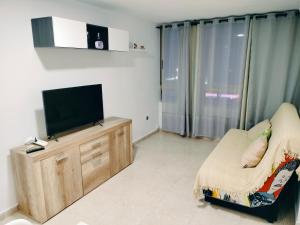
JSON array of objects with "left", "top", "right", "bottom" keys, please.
[
  {"left": 270, "top": 103, "right": 300, "bottom": 145},
  {"left": 249, "top": 103, "right": 300, "bottom": 192},
  {"left": 267, "top": 103, "right": 300, "bottom": 164}
]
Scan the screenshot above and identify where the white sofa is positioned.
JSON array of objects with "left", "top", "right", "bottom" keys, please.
[{"left": 194, "top": 103, "right": 300, "bottom": 212}]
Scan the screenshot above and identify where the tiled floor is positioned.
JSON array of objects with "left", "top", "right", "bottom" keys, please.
[{"left": 1, "top": 131, "right": 295, "bottom": 225}]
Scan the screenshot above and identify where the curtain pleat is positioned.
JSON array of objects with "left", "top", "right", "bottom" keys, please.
[
  {"left": 192, "top": 17, "right": 250, "bottom": 138},
  {"left": 189, "top": 25, "right": 198, "bottom": 132},
  {"left": 239, "top": 21, "right": 253, "bottom": 130},
  {"left": 161, "top": 23, "right": 191, "bottom": 135}
]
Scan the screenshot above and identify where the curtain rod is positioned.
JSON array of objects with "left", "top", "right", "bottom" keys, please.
[{"left": 156, "top": 9, "right": 299, "bottom": 28}]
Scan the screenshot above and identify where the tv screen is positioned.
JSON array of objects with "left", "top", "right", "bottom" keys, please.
[{"left": 42, "top": 84, "right": 104, "bottom": 137}]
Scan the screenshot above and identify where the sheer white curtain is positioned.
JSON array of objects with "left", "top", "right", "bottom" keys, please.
[
  {"left": 192, "top": 17, "right": 250, "bottom": 138},
  {"left": 161, "top": 23, "right": 190, "bottom": 135}
]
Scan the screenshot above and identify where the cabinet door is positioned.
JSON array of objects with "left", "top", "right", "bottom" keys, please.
[
  {"left": 108, "top": 28, "right": 129, "bottom": 52},
  {"left": 41, "top": 147, "right": 83, "bottom": 218},
  {"left": 110, "top": 125, "right": 131, "bottom": 175},
  {"left": 52, "top": 17, "right": 87, "bottom": 48}
]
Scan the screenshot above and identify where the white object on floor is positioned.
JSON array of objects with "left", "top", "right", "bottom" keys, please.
[{"left": 4, "top": 219, "right": 32, "bottom": 225}]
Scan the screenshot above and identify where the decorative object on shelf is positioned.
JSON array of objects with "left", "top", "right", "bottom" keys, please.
[
  {"left": 95, "top": 33, "right": 104, "bottom": 49},
  {"left": 129, "top": 42, "right": 146, "bottom": 51}
]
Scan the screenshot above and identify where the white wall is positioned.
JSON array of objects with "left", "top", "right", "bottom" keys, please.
[{"left": 0, "top": 0, "right": 160, "bottom": 213}]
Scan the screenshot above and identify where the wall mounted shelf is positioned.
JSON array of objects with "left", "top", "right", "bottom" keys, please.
[
  {"left": 31, "top": 16, "right": 129, "bottom": 52},
  {"left": 129, "top": 48, "right": 147, "bottom": 52}
]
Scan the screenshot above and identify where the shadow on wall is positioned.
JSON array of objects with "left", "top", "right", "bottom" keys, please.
[
  {"left": 35, "top": 48, "right": 151, "bottom": 70},
  {"left": 35, "top": 109, "right": 47, "bottom": 139}
]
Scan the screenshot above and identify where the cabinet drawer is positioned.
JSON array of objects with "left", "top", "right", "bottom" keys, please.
[
  {"left": 82, "top": 151, "right": 110, "bottom": 194},
  {"left": 80, "top": 135, "right": 109, "bottom": 164}
]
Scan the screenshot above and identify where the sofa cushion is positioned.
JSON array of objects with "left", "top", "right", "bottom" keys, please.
[
  {"left": 194, "top": 129, "right": 253, "bottom": 197},
  {"left": 241, "top": 135, "right": 268, "bottom": 168},
  {"left": 248, "top": 119, "right": 271, "bottom": 140}
]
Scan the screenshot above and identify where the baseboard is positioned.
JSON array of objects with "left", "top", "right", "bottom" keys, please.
[
  {"left": 0, "top": 205, "right": 18, "bottom": 221},
  {"left": 133, "top": 128, "right": 159, "bottom": 145}
]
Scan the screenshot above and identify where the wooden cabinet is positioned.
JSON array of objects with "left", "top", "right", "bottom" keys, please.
[
  {"left": 41, "top": 147, "right": 83, "bottom": 217},
  {"left": 11, "top": 117, "right": 132, "bottom": 223}
]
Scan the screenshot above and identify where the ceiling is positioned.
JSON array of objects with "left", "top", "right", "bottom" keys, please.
[{"left": 78, "top": 0, "right": 300, "bottom": 24}]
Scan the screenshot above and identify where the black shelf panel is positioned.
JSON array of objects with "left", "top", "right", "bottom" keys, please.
[{"left": 86, "top": 24, "right": 108, "bottom": 50}]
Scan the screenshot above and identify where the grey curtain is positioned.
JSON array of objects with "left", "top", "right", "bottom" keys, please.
[
  {"left": 245, "top": 12, "right": 300, "bottom": 129},
  {"left": 161, "top": 11, "right": 300, "bottom": 138},
  {"left": 192, "top": 17, "right": 250, "bottom": 138},
  {"left": 161, "top": 23, "right": 191, "bottom": 135}
]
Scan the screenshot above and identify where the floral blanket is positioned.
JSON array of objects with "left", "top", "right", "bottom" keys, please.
[{"left": 203, "top": 154, "right": 299, "bottom": 207}]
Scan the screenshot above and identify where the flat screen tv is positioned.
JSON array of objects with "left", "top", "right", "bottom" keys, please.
[{"left": 42, "top": 84, "right": 104, "bottom": 138}]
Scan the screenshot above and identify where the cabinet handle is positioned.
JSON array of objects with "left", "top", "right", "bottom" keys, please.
[
  {"left": 92, "top": 152, "right": 103, "bottom": 159},
  {"left": 56, "top": 154, "right": 68, "bottom": 163},
  {"left": 118, "top": 131, "right": 124, "bottom": 136},
  {"left": 92, "top": 143, "right": 102, "bottom": 149}
]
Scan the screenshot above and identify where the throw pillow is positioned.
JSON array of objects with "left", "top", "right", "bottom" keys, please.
[
  {"left": 262, "top": 128, "right": 272, "bottom": 140},
  {"left": 241, "top": 135, "right": 268, "bottom": 168},
  {"left": 248, "top": 119, "right": 271, "bottom": 140}
]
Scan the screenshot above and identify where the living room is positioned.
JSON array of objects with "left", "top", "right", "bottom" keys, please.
[{"left": 0, "top": 0, "right": 300, "bottom": 225}]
